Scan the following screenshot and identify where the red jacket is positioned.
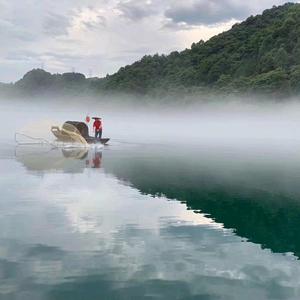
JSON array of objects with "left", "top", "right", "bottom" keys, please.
[{"left": 93, "top": 120, "right": 102, "bottom": 130}]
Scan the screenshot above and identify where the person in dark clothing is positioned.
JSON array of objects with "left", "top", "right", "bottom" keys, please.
[{"left": 93, "top": 118, "right": 102, "bottom": 140}]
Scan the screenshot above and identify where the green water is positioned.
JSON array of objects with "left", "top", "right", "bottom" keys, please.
[{"left": 1, "top": 141, "right": 300, "bottom": 299}]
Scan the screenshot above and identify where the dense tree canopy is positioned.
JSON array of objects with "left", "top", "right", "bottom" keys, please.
[{"left": 102, "top": 2, "right": 300, "bottom": 96}]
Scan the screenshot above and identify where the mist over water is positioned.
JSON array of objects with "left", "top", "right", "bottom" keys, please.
[
  {"left": 2, "top": 95, "right": 300, "bottom": 146},
  {"left": 1, "top": 96, "right": 300, "bottom": 299}
]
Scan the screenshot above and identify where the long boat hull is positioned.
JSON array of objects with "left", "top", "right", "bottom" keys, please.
[
  {"left": 51, "top": 126, "right": 110, "bottom": 145},
  {"left": 86, "top": 137, "right": 110, "bottom": 144}
]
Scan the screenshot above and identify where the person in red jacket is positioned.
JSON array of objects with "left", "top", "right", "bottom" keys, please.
[{"left": 93, "top": 117, "right": 102, "bottom": 140}]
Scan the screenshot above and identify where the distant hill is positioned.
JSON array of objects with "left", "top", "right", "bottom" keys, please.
[
  {"left": 3, "top": 3, "right": 300, "bottom": 98},
  {"left": 0, "top": 68, "right": 105, "bottom": 97}
]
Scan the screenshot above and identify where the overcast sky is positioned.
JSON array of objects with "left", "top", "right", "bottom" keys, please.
[{"left": 0, "top": 0, "right": 298, "bottom": 82}]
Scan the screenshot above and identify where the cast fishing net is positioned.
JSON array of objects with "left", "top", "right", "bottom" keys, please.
[{"left": 15, "top": 120, "right": 88, "bottom": 147}]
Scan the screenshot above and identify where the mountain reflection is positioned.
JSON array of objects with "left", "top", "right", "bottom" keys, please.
[
  {"left": 103, "top": 145, "right": 300, "bottom": 259},
  {"left": 15, "top": 143, "right": 300, "bottom": 258}
]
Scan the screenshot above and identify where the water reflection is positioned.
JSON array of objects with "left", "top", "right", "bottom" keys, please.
[
  {"left": 14, "top": 143, "right": 300, "bottom": 258},
  {"left": 15, "top": 145, "right": 103, "bottom": 173},
  {"left": 61, "top": 148, "right": 88, "bottom": 160},
  {"left": 99, "top": 144, "right": 300, "bottom": 259},
  {"left": 1, "top": 143, "right": 300, "bottom": 299}
]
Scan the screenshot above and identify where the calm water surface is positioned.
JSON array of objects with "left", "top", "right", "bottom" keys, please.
[
  {"left": 2, "top": 102, "right": 300, "bottom": 300},
  {"left": 1, "top": 139, "right": 300, "bottom": 300}
]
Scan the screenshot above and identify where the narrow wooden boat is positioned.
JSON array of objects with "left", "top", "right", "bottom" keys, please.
[{"left": 51, "top": 121, "right": 110, "bottom": 145}]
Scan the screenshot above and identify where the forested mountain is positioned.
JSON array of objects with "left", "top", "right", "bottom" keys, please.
[
  {"left": 2, "top": 3, "right": 300, "bottom": 98},
  {"left": 102, "top": 2, "right": 300, "bottom": 96}
]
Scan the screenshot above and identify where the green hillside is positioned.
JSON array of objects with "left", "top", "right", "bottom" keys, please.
[{"left": 102, "top": 2, "right": 300, "bottom": 96}]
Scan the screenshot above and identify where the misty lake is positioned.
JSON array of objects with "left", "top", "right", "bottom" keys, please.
[{"left": 1, "top": 100, "right": 300, "bottom": 299}]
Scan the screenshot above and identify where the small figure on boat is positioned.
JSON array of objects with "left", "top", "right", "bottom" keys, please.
[{"left": 93, "top": 117, "right": 102, "bottom": 140}]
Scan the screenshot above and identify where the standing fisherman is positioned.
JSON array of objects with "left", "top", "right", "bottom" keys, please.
[{"left": 93, "top": 117, "right": 102, "bottom": 140}]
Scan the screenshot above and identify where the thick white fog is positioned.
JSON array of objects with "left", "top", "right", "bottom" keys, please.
[{"left": 1, "top": 96, "right": 300, "bottom": 148}]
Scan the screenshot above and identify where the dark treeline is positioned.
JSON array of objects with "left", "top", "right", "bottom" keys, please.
[
  {"left": 0, "top": 69, "right": 103, "bottom": 97},
  {"left": 2, "top": 3, "right": 300, "bottom": 99}
]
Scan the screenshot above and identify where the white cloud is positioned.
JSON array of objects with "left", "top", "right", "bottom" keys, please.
[
  {"left": 43, "top": 12, "right": 71, "bottom": 37},
  {"left": 165, "top": 0, "right": 248, "bottom": 25},
  {"left": 116, "top": 0, "right": 158, "bottom": 20},
  {"left": 165, "top": 0, "right": 300, "bottom": 25}
]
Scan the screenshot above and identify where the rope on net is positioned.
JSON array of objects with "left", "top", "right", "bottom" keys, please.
[{"left": 15, "top": 132, "right": 52, "bottom": 146}]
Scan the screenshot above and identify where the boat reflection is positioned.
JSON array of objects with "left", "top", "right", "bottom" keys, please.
[
  {"left": 15, "top": 145, "right": 103, "bottom": 173},
  {"left": 61, "top": 147, "right": 102, "bottom": 169},
  {"left": 61, "top": 148, "right": 88, "bottom": 160}
]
